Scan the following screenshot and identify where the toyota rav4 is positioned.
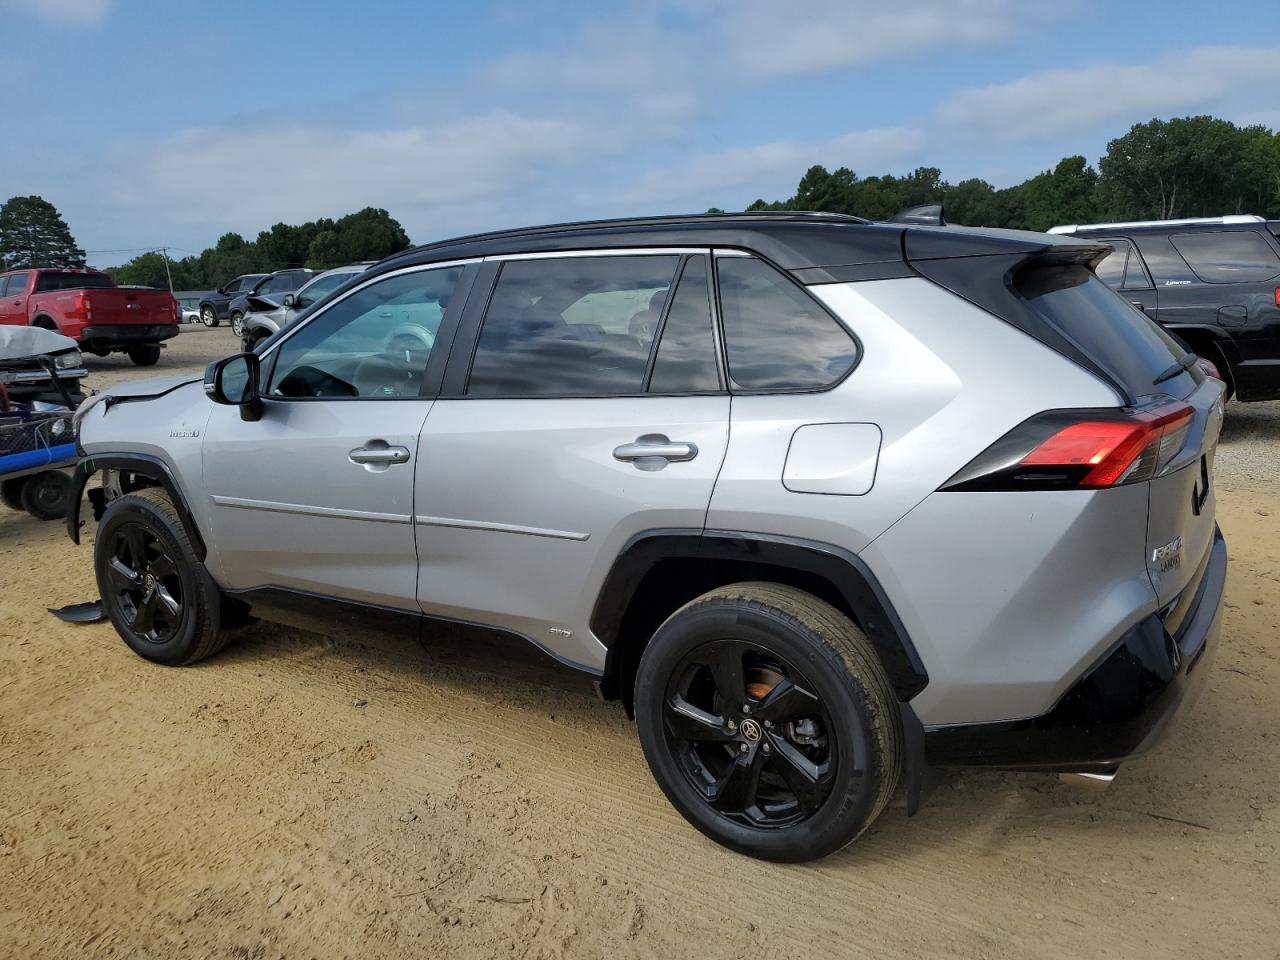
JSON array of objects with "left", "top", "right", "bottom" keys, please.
[{"left": 67, "top": 213, "right": 1227, "bottom": 862}]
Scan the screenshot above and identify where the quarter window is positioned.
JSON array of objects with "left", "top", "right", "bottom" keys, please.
[
  {"left": 1170, "top": 231, "right": 1280, "bottom": 283},
  {"left": 716, "top": 256, "right": 857, "bottom": 391},
  {"left": 268, "top": 266, "right": 461, "bottom": 399},
  {"left": 467, "top": 255, "right": 681, "bottom": 397}
]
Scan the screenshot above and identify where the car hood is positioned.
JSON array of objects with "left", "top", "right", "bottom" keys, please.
[
  {"left": 100, "top": 374, "right": 201, "bottom": 399},
  {"left": 0, "top": 325, "right": 79, "bottom": 360}
]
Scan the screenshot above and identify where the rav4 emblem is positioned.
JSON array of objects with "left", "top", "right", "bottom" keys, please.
[
  {"left": 1152, "top": 536, "right": 1183, "bottom": 572},
  {"left": 169, "top": 428, "right": 199, "bottom": 438}
]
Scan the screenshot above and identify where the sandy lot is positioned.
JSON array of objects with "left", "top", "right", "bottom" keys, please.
[{"left": 2, "top": 327, "right": 1277, "bottom": 959}]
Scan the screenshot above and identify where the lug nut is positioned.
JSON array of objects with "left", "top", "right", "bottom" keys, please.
[
  {"left": 727, "top": 719, "right": 738, "bottom": 732},
  {"left": 739, "top": 743, "right": 749, "bottom": 753},
  {"left": 762, "top": 743, "right": 771, "bottom": 755},
  {"left": 763, "top": 720, "right": 773, "bottom": 729},
  {"left": 741, "top": 703, "right": 752, "bottom": 714}
]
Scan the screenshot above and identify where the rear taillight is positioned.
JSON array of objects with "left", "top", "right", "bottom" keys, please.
[
  {"left": 944, "top": 400, "right": 1195, "bottom": 492},
  {"left": 66, "top": 291, "right": 91, "bottom": 322},
  {"left": 1197, "top": 357, "right": 1222, "bottom": 381},
  {"left": 1274, "top": 287, "right": 1279, "bottom": 308}
]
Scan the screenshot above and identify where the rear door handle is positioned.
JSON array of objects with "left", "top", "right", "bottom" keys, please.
[
  {"left": 349, "top": 440, "right": 411, "bottom": 466},
  {"left": 613, "top": 434, "right": 698, "bottom": 471}
]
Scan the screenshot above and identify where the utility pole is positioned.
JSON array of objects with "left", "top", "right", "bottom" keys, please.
[{"left": 159, "top": 247, "right": 174, "bottom": 294}]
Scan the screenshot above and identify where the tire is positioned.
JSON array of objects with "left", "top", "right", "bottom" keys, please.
[
  {"left": 634, "top": 582, "right": 902, "bottom": 863},
  {"left": 229, "top": 312, "right": 244, "bottom": 338},
  {"left": 94, "top": 488, "right": 229, "bottom": 665},
  {"left": 19, "top": 470, "right": 71, "bottom": 520},
  {"left": 32, "top": 316, "right": 58, "bottom": 331},
  {"left": 201, "top": 306, "right": 219, "bottom": 328},
  {"left": 1, "top": 477, "right": 27, "bottom": 512},
  {"left": 127, "top": 344, "right": 161, "bottom": 366}
]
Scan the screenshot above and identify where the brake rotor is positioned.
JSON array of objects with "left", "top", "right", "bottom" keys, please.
[{"left": 745, "top": 665, "right": 785, "bottom": 701}]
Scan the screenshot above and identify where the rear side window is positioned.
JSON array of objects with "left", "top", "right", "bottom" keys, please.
[
  {"left": 297, "top": 272, "right": 352, "bottom": 308},
  {"left": 35, "top": 272, "right": 114, "bottom": 292},
  {"left": 649, "top": 257, "right": 720, "bottom": 394},
  {"left": 716, "top": 256, "right": 856, "bottom": 391},
  {"left": 1170, "top": 231, "right": 1280, "bottom": 283},
  {"left": 467, "top": 255, "right": 680, "bottom": 397},
  {"left": 1016, "top": 265, "right": 1193, "bottom": 398}
]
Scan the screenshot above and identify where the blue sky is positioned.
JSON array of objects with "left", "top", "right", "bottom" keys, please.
[{"left": 3, "top": 0, "right": 1278, "bottom": 266}]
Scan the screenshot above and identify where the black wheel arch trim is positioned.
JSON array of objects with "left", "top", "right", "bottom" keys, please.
[
  {"left": 590, "top": 528, "right": 929, "bottom": 703},
  {"left": 66, "top": 452, "right": 207, "bottom": 559}
]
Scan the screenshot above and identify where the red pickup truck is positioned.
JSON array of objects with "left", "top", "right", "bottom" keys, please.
[{"left": 0, "top": 268, "right": 178, "bottom": 366}]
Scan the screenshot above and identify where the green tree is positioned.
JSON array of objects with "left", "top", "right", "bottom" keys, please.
[
  {"left": 1098, "top": 116, "right": 1257, "bottom": 220},
  {"left": 0, "top": 195, "right": 86, "bottom": 269}
]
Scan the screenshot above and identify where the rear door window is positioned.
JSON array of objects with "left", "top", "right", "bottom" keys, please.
[
  {"left": 648, "top": 256, "right": 720, "bottom": 394},
  {"left": 1094, "top": 238, "right": 1153, "bottom": 292},
  {"left": 1094, "top": 242, "right": 1128, "bottom": 288},
  {"left": 1170, "top": 230, "right": 1280, "bottom": 283},
  {"left": 716, "top": 256, "right": 857, "bottom": 391},
  {"left": 1015, "top": 264, "right": 1195, "bottom": 398},
  {"left": 467, "top": 255, "right": 680, "bottom": 397}
]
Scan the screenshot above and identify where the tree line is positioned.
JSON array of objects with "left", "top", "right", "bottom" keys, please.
[
  {"left": 734, "top": 116, "right": 1280, "bottom": 230},
  {"left": 0, "top": 199, "right": 411, "bottom": 290},
  {"left": 106, "top": 208, "right": 412, "bottom": 290}
]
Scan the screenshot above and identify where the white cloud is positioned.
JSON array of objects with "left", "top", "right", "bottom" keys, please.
[
  {"left": 104, "top": 112, "right": 595, "bottom": 238},
  {"left": 714, "top": 0, "right": 1038, "bottom": 79},
  {"left": 935, "top": 46, "right": 1280, "bottom": 142},
  {"left": 0, "top": 0, "right": 108, "bottom": 25},
  {"left": 622, "top": 127, "right": 928, "bottom": 205}
]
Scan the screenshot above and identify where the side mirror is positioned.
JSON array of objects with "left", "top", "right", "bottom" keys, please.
[
  {"left": 282, "top": 293, "right": 296, "bottom": 308},
  {"left": 204, "top": 352, "right": 263, "bottom": 421}
]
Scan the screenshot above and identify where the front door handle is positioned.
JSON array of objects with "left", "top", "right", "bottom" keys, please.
[
  {"left": 613, "top": 434, "right": 698, "bottom": 471},
  {"left": 349, "top": 440, "right": 411, "bottom": 466}
]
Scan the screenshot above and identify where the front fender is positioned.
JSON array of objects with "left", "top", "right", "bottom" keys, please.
[{"left": 67, "top": 453, "right": 207, "bottom": 559}]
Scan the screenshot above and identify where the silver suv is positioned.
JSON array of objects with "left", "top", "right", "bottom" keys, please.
[
  {"left": 67, "top": 214, "right": 1227, "bottom": 862},
  {"left": 239, "top": 263, "right": 370, "bottom": 352}
]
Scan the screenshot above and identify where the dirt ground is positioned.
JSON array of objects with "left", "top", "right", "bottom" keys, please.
[{"left": 2, "top": 326, "right": 1277, "bottom": 959}]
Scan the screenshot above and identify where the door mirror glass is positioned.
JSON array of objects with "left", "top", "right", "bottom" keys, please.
[
  {"left": 282, "top": 293, "right": 296, "bottom": 308},
  {"left": 205, "top": 352, "right": 260, "bottom": 405}
]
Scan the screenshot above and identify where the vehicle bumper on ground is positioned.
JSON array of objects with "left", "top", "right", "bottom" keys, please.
[
  {"left": 80, "top": 324, "right": 180, "bottom": 346},
  {"left": 1230, "top": 358, "right": 1280, "bottom": 402},
  {"left": 920, "top": 526, "right": 1226, "bottom": 772}
]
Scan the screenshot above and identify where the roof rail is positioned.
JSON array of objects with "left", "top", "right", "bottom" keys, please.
[
  {"left": 390, "top": 210, "right": 870, "bottom": 260},
  {"left": 1048, "top": 214, "right": 1266, "bottom": 234}
]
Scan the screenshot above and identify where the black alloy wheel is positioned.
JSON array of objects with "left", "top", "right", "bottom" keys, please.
[
  {"left": 634, "top": 582, "right": 902, "bottom": 862},
  {"left": 663, "top": 639, "right": 838, "bottom": 828},
  {"left": 104, "top": 520, "right": 186, "bottom": 643}
]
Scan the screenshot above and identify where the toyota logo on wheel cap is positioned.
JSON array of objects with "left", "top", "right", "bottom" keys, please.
[{"left": 740, "top": 718, "right": 762, "bottom": 743}]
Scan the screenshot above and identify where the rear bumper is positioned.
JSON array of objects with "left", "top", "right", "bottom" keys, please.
[
  {"left": 921, "top": 526, "right": 1226, "bottom": 772},
  {"left": 80, "top": 324, "right": 179, "bottom": 346},
  {"left": 1229, "top": 357, "right": 1280, "bottom": 402}
]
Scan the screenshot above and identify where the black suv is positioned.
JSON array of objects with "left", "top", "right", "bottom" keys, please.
[
  {"left": 1051, "top": 216, "right": 1280, "bottom": 401},
  {"left": 198, "top": 274, "right": 269, "bottom": 328}
]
